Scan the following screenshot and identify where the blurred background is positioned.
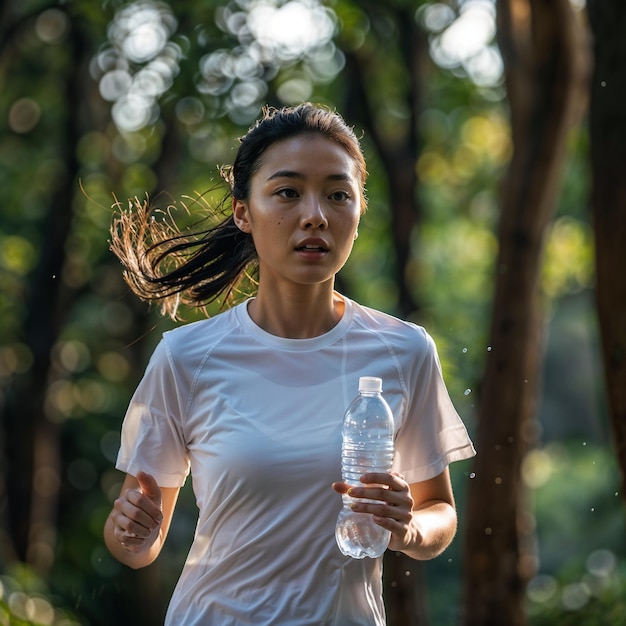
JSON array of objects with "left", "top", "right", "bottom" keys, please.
[{"left": 1, "top": 1, "right": 624, "bottom": 625}]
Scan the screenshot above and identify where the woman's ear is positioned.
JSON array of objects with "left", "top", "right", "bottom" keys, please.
[{"left": 232, "top": 198, "right": 252, "bottom": 233}]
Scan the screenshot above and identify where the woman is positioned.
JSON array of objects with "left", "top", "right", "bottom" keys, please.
[{"left": 104, "top": 102, "right": 475, "bottom": 625}]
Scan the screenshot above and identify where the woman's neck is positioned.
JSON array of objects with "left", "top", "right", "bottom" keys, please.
[{"left": 248, "top": 283, "right": 344, "bottom": 339}]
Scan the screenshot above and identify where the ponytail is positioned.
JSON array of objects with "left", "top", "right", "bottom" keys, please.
[{"left": 110, "top": 193, "right": 257, "bottom": 320}]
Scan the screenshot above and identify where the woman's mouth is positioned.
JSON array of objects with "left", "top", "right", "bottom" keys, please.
[
  {"left": 295, "top": 238, "right": 329, "bottom": 253},
  {"left": 297, "top": 244, "right": 327, "bottom": 252}
]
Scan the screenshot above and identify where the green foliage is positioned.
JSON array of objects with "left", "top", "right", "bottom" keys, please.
[
  {"left": 529, "top": 578, "right": 626, "bottom": 626},
  {"left": 0, "top": 570, "right": 83, "bottom": 625},
  {"left": 524, "top": 442, "right": 625, "bottom": 625},
  {"left": 525, "top": 442, "right": 624, "bottom": 575}
]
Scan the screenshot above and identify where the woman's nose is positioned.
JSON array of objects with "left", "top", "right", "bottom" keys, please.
[{"left": 300, "top": 196, "right": 328, "bottom": 229}]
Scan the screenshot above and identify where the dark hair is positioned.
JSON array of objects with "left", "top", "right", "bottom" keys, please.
[{"left": 109, "top": 102, "right": 367, "bottom": 319}]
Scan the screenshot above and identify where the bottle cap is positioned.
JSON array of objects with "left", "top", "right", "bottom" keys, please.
[{"left": 358, "top": 376, "right": 382, "bottom": 393}]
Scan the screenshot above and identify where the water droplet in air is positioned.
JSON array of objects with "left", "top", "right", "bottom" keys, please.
[
  {"left": 462, "top": 347, "right": 468, "bottom": 353},
  {"left": 464, "top": 389, "right": 472, "bottom": 396},
  {"left": 469, "top": 472, "right": 476, "bottom": 479},
  {"left": 487, "top": 346, "right": 492, "bottom": 351}
]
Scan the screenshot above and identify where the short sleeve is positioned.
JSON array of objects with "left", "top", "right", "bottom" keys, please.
[
  {"left": 116, "top": 337, "right": 190, "bottom": 488},
  {"left": 392, "top": 331, "right": 476, "bottom": 484}
]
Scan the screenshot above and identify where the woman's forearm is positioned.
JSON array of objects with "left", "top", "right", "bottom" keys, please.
[{"left": 400, "top": 500, "right": 458, "bottom": 561}]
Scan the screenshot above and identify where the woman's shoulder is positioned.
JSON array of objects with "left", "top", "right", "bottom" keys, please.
[
  {"left": 160, "top": 304, "right": 242, "bottom": 358},
  {"left": 347, "top": 299, "right": 441, "bottom": 373},
  {"left": 349, "top": 298, "right": 431, "bottom": 343}
]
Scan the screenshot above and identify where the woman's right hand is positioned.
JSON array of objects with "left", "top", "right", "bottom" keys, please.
[{"left": 110, "top": 471, "right": 163, "bottom": 552}]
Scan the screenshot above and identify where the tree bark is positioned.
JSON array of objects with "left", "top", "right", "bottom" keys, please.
[
  {"left": 2, "top": 8, "right": 92, "bottom": 572},
  {"left": 587, "top": 0, "right": 626, "bottom": 509},
  {"left": 342, "top": 2, "right": 424, "bottom": 319},
  {"left": 462, "top": 1, "right": 587, "bottom": 624},
  {"left": 341, "top": 4, "right": 430, "bottom": 624}
]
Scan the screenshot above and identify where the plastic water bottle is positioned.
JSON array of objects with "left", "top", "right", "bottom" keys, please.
[{"left": 335, "top": 376, "right": 395, "bottom": 559}]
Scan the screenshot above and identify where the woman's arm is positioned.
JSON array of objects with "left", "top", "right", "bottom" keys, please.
[
  {"left": 397, "top": 470, "right": 457, "bottom": 559},
  {"left": 104, "top": 471, "right": 180, "bottom": 569},
  {"left": 332, "top": 468, "right": 458, "bottom": 560}
]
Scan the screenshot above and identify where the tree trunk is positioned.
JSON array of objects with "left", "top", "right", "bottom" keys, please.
[
  {"left": 343, "top": 2, "right": 423, "bottom": 319},
  {"left": 2, "top": 9, "right": 92, "bottom": 572},
  {"left": 342, "top": 4, "right": 429, "bottom": 624},
  {"left": 462, "top": 1, "right": 587, "bottom": 624},
  {"left": 587, "top": 0, "right": 626, "bottom": 509}
]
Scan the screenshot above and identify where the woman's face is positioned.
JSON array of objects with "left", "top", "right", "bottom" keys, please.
[{"left": 233, "top": 134, "right": 362, "bottom": 291}]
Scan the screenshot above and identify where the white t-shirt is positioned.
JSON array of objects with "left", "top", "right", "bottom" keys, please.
[{"left": 116, "top": 295, "right": 475, "bottom": 625}]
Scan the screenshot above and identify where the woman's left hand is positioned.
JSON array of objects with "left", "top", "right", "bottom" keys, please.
[{"left": 332, "top": 471, "right": 418, "bottom": 552}]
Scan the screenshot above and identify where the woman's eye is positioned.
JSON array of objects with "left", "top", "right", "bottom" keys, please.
[
  {"left": 330, "top": 191, "right": 350, "bottom": 202},
  {"left": 277, "top": 188, "right": 299, "bottom": 199}
]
